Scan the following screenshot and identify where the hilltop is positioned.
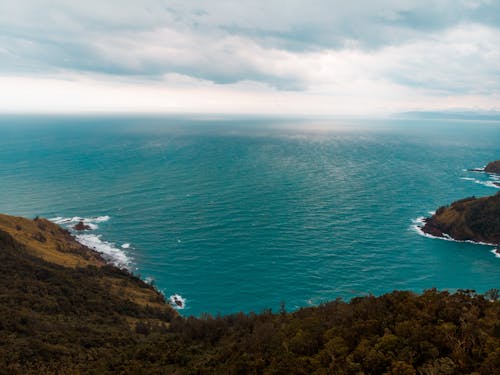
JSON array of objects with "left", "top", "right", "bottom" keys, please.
[{"left": 0, "top": 214, "right": 499, "bottom": 374}]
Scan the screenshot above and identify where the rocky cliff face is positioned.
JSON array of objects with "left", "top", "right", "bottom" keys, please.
[
  {"left": 422, "top": 192, "right": 500, "bottom": 245},
  {"left": 485, "top": 160, "right": 500, "bottom": 174}
]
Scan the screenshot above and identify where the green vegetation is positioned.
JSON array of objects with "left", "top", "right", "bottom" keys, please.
[
  {"left": 423, "top": 191, "right": 500, "bottom": 245},
  {"left": 1, "top": 215, "right": 499, "bottom": 374}
]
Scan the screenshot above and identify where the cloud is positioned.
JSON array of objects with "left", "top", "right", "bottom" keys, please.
[{"left": 1, "top": 1, "right": 500, "bottom": 113}]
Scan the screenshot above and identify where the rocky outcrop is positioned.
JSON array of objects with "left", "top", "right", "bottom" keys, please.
[
  {"left": 485, "top": 160, "right": 500, "bottom": 174},
  {"left": 73, "top": 220, "right": 92, "bottom": 231},
  {"left": 422, "top": 192, "right": 500, "bottom": 244}
]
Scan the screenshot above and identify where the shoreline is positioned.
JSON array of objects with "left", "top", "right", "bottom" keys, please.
[
  {"left": 413, "top": 216, "right": 499, "bottom": 248},
  {"left": 50, "top": 215, "right": 187, "bottom": 310}
]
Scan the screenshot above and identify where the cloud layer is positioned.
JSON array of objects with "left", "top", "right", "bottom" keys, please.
[{"left": 1, "top": 1, "right": 500, "bottom": 114}]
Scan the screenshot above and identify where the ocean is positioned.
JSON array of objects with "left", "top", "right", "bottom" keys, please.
[{"left": 0, "top": 115, "right": 499, "bottom": 316}]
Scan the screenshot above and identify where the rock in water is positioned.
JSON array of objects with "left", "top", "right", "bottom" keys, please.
[{"left": 73, "top": 221, "right": 92, "bottom": 231}]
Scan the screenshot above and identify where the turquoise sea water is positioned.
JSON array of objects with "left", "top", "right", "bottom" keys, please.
[{"left": 0, "top": 115, "right": 499, "bottom": 316}]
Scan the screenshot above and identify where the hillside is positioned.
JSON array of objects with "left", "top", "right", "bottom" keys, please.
[
  {"left": 0, "top": 214, "right": 176, "bottom": 374},
  {"left": 0, "top": 214, "right": 499, "bottom": 374},
  {"left": 485, "top": 160, "right": 500, "bottom": 174},
  {"left": 422, "top": 192, "right": 500, "bottom": 245}
]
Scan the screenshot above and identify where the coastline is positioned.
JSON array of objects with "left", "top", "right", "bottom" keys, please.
[
  {"left": 0, "top": 213, "right": 179, "bottom": 312},
  {"left": 414, "top": 185, "right": 500, "bottom": 257},
  {"left": 413, "top": 216, "right": 495, "bottom": 245}
]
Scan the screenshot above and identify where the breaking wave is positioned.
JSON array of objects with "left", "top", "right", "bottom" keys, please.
[
  {"left": 411, "top": 217, "right": 498, "bottom": 257},
  {"left": 75, "top": 233, "right": 130, "bottom": 268},
  {"left": 49, "top": 215, "right": 131, "bottom": 268},
  {"left": 50, "top": 215, "right": 111, "bottom": 229},
  {"left": 460, "top": 177, "right": 500, "bottom": 189},
  {"left": 169, "top": 294, "right": 186, "bottom": 310},
  {"left": 462, "top": 167, "right": 500, "bottom": 189}
]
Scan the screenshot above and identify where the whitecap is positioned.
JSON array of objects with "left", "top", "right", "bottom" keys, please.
[
  {"left": 49, "top": 215, "right": 132, "bottom": 268},
  {"left": 93, "top": 215, "right": 110, "bottom": 223},
  {"left": 49, "top": 215, "right": 111, "bottom": 230},
  {"left": 462, "top": 166, "right": 500, "bottom": 189},
  {"left": 75, "top": 233, "right": 130, "bottom": 268},
  {"left": 460, "top": 177, "right": 500, "bottom": 189},
  {"left": 469, "top": 166, "right": 485, "bottom": 172},
  {"left": 169, "top": 294, "right": 186, "bottom": 309},
  {"left": 411, "top": 217, "right": 435, "bottom": 239},
  {"left": 491, "top": 249, "right": 500, "bottom": 258},
  {"left": 50, "top": 216, "right": 76, "bottom": 224}
]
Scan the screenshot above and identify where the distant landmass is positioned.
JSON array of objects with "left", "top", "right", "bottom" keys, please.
[
  {"left": 397, "top": 111, "right": 500, "bottom": 121},
  {"left": 0, "top": 213, "right": 499, "bottom": 373}
]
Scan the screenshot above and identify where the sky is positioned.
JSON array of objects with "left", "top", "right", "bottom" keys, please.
[{"left": 1, "top": 0, "right": 500, "bottom": 115}]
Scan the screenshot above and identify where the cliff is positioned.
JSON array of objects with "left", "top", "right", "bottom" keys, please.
[
  {"left": 1, "top": 213, "right": 499, "bottom": 374},
  {"left": 485, "top": 160, "right": 500, "bottom": 174},
  {"left": 422, "top": 192, "right": 500, "bottom": 245}
]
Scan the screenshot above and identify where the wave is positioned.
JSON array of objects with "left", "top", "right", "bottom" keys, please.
[
  {"left": 468, "top": 166, "right": 485, "bottom": 172},
  {"left": 411, "top": 217, "right": 446, "bottom": 240},
  {"left": 169, "top": 294, "right": 186, "bottom": 309},
  {"left": 75, "top": 233, "right": 131, "bottom": 268},
  {"left": 460, "top": 177, "right": 500, "bottom": 189},
  {"left": 50, "top": 215, "right": 110, "bottom": 229},
  {"left": 491, "top": 249, "right": 500, "bottom": 258},
  {"left": 49, "top": 215, "right": 131, "bottom": 268},
  {"left": 463, "top": 166, "right": 500, "bottom": 189}
]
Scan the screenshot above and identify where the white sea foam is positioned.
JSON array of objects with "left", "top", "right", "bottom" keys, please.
[
  {"left": 411, "top": 217, "right": 499, "bottom": 253},
  {"left": 411, "top": 217, "right": 434, "bottom": 239},
  {"left": 169, "top": 294, "right": 186, "bottom": 309},
  {"left": 75, "top": 233, "right": 130, "bottom": 268},
  {"left": 460, "top": 177, "right": 500, "bottom": 189},
  {"left": 93, "top": 215, "right": 111, "bottom": 223},
  {"left": 462, "top": 166, "right": 500, "bottom": 189},
  {"left": 49, "top": 215, "right": 111, "bottom": 229},
  {"left": 491, "top": 249, "right": 500, "bottom": 258},
  {"left": 469, "top": 166, "right": 485, "bottom": 172},
  {"left": 49, "top": 215, "right": 131, "bottom": 268}
]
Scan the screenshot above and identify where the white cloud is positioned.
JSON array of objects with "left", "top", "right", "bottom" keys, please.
[{"left": 1, "top": 1, "right": 500, "bottom": 114}]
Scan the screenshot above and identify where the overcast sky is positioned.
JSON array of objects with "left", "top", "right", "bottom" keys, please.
[{"left": 1, "top": 0, "right": 500, "bottom": 115}]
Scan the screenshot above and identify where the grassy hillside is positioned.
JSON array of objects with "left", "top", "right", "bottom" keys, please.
[
  {"left": 422, "top": 192, "right": 500, "bottom": 244},
  {"left": 0, "top": 214, "right": 499, "bottom": 374}
]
